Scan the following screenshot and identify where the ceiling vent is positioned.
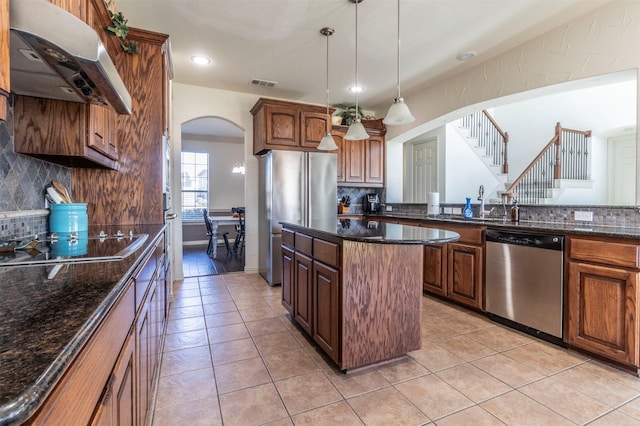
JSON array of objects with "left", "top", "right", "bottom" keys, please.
[{"left": 250, "top": 78, "right": 277, "bottom": 88}]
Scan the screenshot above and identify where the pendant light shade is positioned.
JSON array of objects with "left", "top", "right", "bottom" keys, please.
[
  {"left": 383, "top": 0, "right": 415, "bottom": 125},
  {"left": 345, "top": 0, "right": 369, "bottom": 141},
  {"left": 317, "top": 27, "right": 338, "bottom": 151}
]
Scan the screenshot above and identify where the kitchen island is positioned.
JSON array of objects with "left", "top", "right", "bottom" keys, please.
[{"left": 280, "top": 218, "right": 459, "bottom": 371}]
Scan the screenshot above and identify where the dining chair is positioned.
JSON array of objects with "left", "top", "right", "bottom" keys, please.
[
  {"left": 202, "top": 209, "right": 215, "bottom": 256},
  {"left": 232, "top": 207, "right": 245, "bottom": 253}
]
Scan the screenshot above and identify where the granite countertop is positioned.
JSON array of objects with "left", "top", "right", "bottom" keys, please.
[
  {"left": 0, "top": 224, "right": 165, "bottom": 426},
  {"left": 371, "top": 213, "right": 640, "bottom": 240},
  {"left": 281, "top": 218, "right": 460, "bottom": 245}
]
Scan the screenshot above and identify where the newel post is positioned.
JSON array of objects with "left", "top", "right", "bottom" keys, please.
[
  {"left": 554, "top": 122, "right": 562, "bottom": 179},
  {"left": 503, "top": 132, "right": 509, "bottom": 174}
]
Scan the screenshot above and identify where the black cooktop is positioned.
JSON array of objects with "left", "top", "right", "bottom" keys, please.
[{"left": 0, "top": 230, "right": 148, "bottom": 266}]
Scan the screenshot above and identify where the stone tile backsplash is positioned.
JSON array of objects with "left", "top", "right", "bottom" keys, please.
[
  {"left": 0, "top": 100, "right": 70, "bottom": 240},
  {"left": 384, "top": 202, "right": 640, "bottom": 228},
  {"left": 337, "top": 187, "right": 385, "bottom": 214}
]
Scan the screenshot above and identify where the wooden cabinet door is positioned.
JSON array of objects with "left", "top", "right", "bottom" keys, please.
[
  {"left": 281, "top": 246, "right": 295, "bottom": 314},
  {"left": 344, "top": 139, "right": 365, "bottom": 183},
  {"left": 567, "top": 261, "right": 639, "bottom": 366},
  {"left": 294, "top": 252, "right": 313, "bottom": 334},
  {"left": 423, "top": 244, "right": 447, "bottom": 296},
  {"left": 91, "top": 331, "right": 136, "bottom": 426},
  {"left": 447, "top": 243, "right": 483, "bottom": 309},
  {"left": 136, "top": 279, "right": 155, "bottom": 426},
  {"left": 332, "top": 132, "right": 346, "bottom": 182},
  {"left": 313, "top": 260, "right": 340, "bottom": 363},
  {"left": 0, "top": 0, "right": 8, "bottom": 121},
  {"left": 301, "top": 111, "right": 330, "bottom": 149},
  {"left": 88, "top": 104, "right": 119, "bottom": 160},
  {"left": 265, "top": 104, "right": 299, "bottom": 148},
  {"left": 365, "top": 136, "right": 384, "bottom": 185}
]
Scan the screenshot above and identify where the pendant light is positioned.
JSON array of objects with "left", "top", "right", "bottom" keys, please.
[
  {"left": 345, "top": 0, "right": 370, "bottom": 141},
  {"left": 317, "top": 27, "right": 339, "bottom": 151},
  {"left": 383, "top": 0, "right": 415, "bottom": 125}
]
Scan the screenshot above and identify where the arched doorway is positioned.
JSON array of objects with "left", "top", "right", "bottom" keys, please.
[{"left": 179, "top": 116, "right": 245, "bottom": 276}]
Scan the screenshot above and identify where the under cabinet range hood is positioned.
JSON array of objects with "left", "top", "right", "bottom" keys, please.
[{"left": 9, "top": 0, "right": 132, "bottom": 114}]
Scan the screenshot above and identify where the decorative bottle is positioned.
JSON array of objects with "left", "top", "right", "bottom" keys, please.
[
  {"left": 463, "top": 197, "right": 473, "bottom": 218},
  {"left": 511, "top": 199, "right": 520, "bottom": 223}
]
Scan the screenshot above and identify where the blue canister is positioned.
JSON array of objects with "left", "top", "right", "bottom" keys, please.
[{"left": 49, "top": 203, "right": 88, "bottom": 237}]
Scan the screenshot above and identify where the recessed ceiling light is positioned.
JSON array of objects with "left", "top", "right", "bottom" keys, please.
[
  {"left": 456, "top": 51, "right": 476, "bottom": 61},
  {"left": 191, "top": 55, "right": 211, "bottom": 65},
  {"left": 349, "top": 85, "right": 363, "bottom": 93}
]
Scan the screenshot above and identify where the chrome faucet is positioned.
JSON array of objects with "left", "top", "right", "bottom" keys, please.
[{"left": 478, "top": 185, "right": 494, "bottom": 219}]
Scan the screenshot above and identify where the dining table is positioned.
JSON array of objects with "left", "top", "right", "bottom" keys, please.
[{"left": 208, "top": 215, "right": 238, "bottom": 257}]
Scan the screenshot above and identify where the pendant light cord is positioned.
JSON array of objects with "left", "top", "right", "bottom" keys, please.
[
  {"left": 396, "top": 0, "right": 401, "bottom": 99},
  {"left": 326, "top": 29, "right": 331, "bottom": 133},
  {"left": 354, "top": 0, "right": 360, "bottom": 120}
]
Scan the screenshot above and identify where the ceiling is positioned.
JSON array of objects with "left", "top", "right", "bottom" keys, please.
[{"left": 117, "top": 0, "right": 611, "bottom": 136}]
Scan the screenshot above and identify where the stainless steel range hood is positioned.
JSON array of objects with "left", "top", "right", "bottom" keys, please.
[{"left": 9, "top": 0, "right": 132, "bottom": 115}]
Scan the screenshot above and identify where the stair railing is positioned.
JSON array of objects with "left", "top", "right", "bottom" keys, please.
[
  {"left": 461, "top": 110, "right": 509, "bottom": 174},
  {"left": 503, "top": 123, "right": 591, "bottom": 204}
]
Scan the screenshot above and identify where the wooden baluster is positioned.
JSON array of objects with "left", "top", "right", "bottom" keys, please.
[{"left": 503, "top": 132, "right": 509, "bottom": 174}]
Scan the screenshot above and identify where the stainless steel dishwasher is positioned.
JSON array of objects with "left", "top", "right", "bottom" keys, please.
[{"left": 485, "top": 229, "right": 565, "bottom": 342}]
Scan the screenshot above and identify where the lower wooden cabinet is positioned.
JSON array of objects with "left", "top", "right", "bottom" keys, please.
[
  {"left": 421, "top": 224, "right": 484, "bottom": 310},
  {"left": 447, "top": 243, "right": 483, "bottom": 309},
  {"left": 91, "top": 332, "right": 136, "bottom": 426},
  {"left": 313, "top": 260, "right": 340, "bottom": 362},
  {"left": 294, "top": 252, "right": 314, "bottom": 335},
  {"left": 567, "top": 260, "right": 639, "bottom": 367},
  {"left": 281, "top": 246, "right": 295, "bottom": 314}
]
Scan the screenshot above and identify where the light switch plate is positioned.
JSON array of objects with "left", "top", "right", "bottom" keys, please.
[
  {"left": 443, "top": 207, "right": 453, "bottom": 214},
  {"left": 574, "top": 211, "right": 594, "bottom": 221},
  {"left": 386, "top": 205, "right": 392, "bottom": 212},
  {"left": 452, "top": 207, "right": 462, "bottom": 215}
]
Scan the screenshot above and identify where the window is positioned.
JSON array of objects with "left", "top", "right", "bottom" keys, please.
[{"left": 181, "top": 151, "right": 209, "bottom": 221}]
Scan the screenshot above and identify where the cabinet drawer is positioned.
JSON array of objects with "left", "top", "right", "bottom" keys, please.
[
  {"left": 295, "top": 232, "right": 313, "bottom": 256},
  {"left": 570, "top": 238, "right": 640, "bottom": 269},
  {"left": 314, "top": 239, "right": 340, "bottom": 268},
  {"left": 282, "top": 229, "right": 295, "bottom": 247}
]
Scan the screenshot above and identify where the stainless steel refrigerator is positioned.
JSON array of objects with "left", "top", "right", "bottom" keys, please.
[{"left": 258, "top": 150, "right": 337, "bottom": 285}]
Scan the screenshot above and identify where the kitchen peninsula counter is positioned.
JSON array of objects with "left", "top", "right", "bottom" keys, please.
[
  {"left": 0, "top": 224, "right": 165, "bottom": 425},
  {"left": 280, "top": 219, "right": 459, "bottom": 371}
]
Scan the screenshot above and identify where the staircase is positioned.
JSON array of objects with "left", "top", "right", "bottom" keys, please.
[{"left": 457, "top": 112, "right": 592, "bottom": 204}]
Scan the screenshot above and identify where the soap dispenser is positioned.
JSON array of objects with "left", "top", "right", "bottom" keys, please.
[
  {"left": 511, "top": 198, "right": 520, "bottom": 223},
  {"left": 463, "top": 197, "right": 473, "bottom": 218}
]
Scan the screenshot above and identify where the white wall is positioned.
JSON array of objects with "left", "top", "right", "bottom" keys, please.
[
  {"left": 386, "top": 0, "right": 640, "bottom": 202},
  {"left": 170, "top": 84, "right": 260, "bottom": 279},
  {"left": 182, "top": 137, "right": 245, "bottom": 211}
]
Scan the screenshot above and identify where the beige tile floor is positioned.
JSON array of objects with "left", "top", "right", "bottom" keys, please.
[{"left": 151, "top": 273, "right": 640, "bottom": 426}]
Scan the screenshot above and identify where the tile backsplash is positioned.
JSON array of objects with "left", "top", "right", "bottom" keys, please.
[
  {"left": 337, "top": 187, "right": 385, "bottom": 215},
  {"left": 0, "top": 100, "right": 70, "bottom": 240},
  {"left": 385, "top": 202, "right": 640, "bottom": 228}
]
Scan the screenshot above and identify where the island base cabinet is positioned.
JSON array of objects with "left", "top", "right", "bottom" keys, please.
[
  {"left": 313, "top": 260, "right": 340, "bottom": 363},
  {"left": 281, "top": 246, "right": 295, "bottom": 314},
  {"left": 567, "top": 261, "right": 639, "bottom": 367},
  {"left": 294, "top": 252, "right": 313, "bottom": 335}
]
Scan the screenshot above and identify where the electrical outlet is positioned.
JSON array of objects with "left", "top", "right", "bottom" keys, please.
[
  {"left": 443, "top": 207, "right": 453, "bottom": 214},
  {"left": 452, "top": 207, "right": 462, "bottom": 215},
  {"left": 574, "top": 211, "right": 594, "bottom": 221},
  {"left": 386, "top": 205, "right": 392, "bottom": 212}
]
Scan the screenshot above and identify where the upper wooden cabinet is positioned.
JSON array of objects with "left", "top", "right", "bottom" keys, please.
[
  {"left": 333, "top": 123, "right": 386, "bottom": 188},
  {"left": 12, "top": 0, "right": 126, "bottom": 169},
  {"left": 0, "top": 0, "right": 8, "bottom": 121},
  {"left": 251, "top": 98, "right": 334, "bottom": 154}
]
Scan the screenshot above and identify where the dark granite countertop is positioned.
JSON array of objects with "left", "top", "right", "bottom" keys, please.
[
  {"left": 368, "top": 213, "right": 640, "bottom": 240},
  {"left": 0, "top": 224, "right": 165, "bottom": 426},
  {"left": 280, "top": 218, "right": 460, "bottom": 245}
]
